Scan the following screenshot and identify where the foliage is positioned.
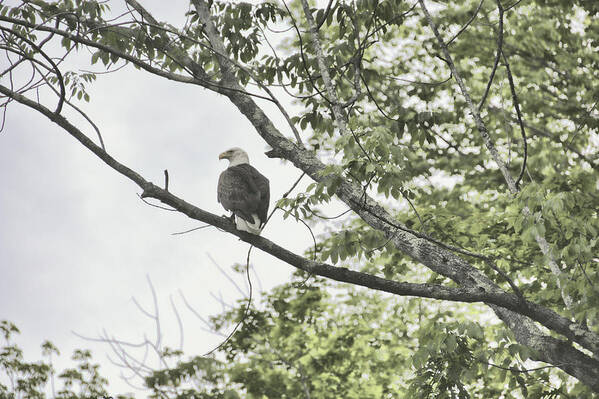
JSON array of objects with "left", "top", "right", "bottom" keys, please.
[
  {"left": 1, "top": 0, "right": 599, "bottom": 396},
  {"left": 189, "top": 273, "right": 593, "bottom": 398},
  {"left": 1, "top": 272, "right": 583, "bottom": 398},
  {"left": 0, "top": 320, "right": 132, "bottom": 399}
]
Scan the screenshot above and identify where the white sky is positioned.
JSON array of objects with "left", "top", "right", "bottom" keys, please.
[{"left": 0, "top": 1, "right": 320, "bottom": 395}]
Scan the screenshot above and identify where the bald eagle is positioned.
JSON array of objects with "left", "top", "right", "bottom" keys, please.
[{"left": 218, "top": 147, "right": 270, "bottom": 235}]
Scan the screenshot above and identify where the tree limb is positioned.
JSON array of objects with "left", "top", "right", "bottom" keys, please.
[{"left": 299, "top": 0, "right": 349, "bottom": 134}]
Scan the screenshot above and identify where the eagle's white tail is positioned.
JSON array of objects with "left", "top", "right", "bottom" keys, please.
[{"left": 235, "top": 214, "right": 262, "bottom": 235}]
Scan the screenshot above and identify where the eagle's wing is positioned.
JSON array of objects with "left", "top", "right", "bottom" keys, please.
[{"left": 251, "top": 167, "right": 270, "bottom": 225}]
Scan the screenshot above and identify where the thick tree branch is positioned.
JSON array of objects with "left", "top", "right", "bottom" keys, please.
[{"left": 493, "top": 307, "right": 599, "bottom": 392}]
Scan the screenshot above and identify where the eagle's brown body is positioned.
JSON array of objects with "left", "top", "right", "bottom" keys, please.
[{"left": 217, "top": 148, "right": 270, "bottom": 234}]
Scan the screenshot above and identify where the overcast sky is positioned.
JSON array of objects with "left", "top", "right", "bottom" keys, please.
[{"left": 0, "top": 1, "right": 320, "bottom": 395}]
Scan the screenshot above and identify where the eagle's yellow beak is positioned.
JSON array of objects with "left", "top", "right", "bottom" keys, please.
[{"left": 218, "top": 151, "right": 228, "bottom": 160}]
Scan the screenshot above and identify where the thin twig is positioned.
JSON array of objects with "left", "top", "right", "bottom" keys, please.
[
  {"left": 171, "top": 224, "right": 214, "bottom": 235},
  {"left": 486, "top": 361, "right": 564, "bottom": 373},
  {"left": 314, "top": 0, "right": 335, "bottom": 31},
  {"left": 204, "top": 245, "right": 254, "bottom": 356},
  {"left": 447, "top": 0, "right": 485, "bottom": 45},
  {"left": 0, "top": 25, "right": 65, "bottom": 114},
  {"left": 501, "top": 49, "right": 527, "bottom": 188},
  {"left": 478, "top": 0, "right": 503, "bottom": 111},
  {"left": 179, "top": 289, "right": 226, "bottom": 335},
  {"left": 206, "top": 253, "right": 247, "bottom": 297},
  {"left": 263, "top": 172, "right": 306, "bottom": 228},
  {"left": 298, "top": 217, "right": 317, "bottom": 261},
  {"left": 169, "top": 295, "right": 184, "bottom": 351},
  {"left": 485, "top": 259, "right": 526, "bottom": 304},
  {"left": 138, "top": 193, "right": 177, "bottom": 211},
  {"left": 163, "top": 169, "right": 169, "bottom": 191}
]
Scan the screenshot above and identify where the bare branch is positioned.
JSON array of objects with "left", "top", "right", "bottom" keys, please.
[
  {"left": 179, "top": 289, "right": 225, "bottom": 336},
  {"left": 0, "top": 25, "right": 65, "bottom": 114},
  {"left": 206, "top": 253, "right": 247, "bottom": 298},
  {"left": 169, "top": 295, "right": 184, "bottom": 352},
  {"left": 204, "top": 245, "right": 255, "bottom": 356},
  {"left": 171, "top": 224, "right": 214, "bottom": 235}
]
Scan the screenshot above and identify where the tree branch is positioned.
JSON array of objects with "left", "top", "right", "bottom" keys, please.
[
  {"left": 299, "top": 0, "right": 349, "bottom": 135},
  {"left": 478, "top": 0, "right": 502, "bottom": 112},
  {"left": 447, "top": 0, "right": 486, "bottom": 45},
  {"left": 0, "top": 25, "right": 65, "bottom": 114}
]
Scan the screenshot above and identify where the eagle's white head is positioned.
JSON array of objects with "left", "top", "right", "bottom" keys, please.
[{"left": 219, "top": 147, "right": 250, "bottom": 167}]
